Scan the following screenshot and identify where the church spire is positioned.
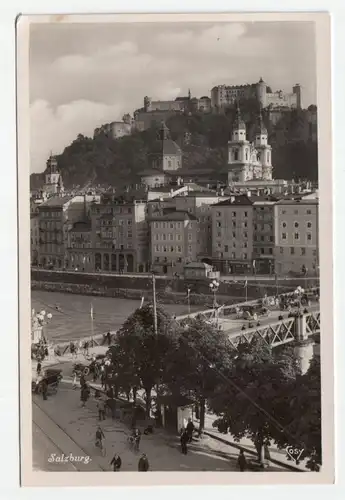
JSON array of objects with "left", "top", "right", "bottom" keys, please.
[{"left": 158, "top": 121, "right": 169, "bottom": 141}]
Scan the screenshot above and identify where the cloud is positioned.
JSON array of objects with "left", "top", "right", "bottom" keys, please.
[
  {"left": 30, "top": 99, "right": 125, "bottom": 173},
  {"left": 29, "top": 21, "right": 317, "bottom": 173}
]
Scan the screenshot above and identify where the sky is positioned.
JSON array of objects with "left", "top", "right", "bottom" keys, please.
[{"left": 29, "top": 21, "right": 317, "bottom": 174}]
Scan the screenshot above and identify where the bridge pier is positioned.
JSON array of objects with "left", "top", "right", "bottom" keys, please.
[
  {"left": 294, "top": 313, "right": 315, "bottom": 375},
  {"left": 294, "top": 339, "right": 315, "bottom": 375}
]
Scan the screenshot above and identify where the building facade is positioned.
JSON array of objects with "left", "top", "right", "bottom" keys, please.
[
  {"left": 30, "top": 214, "right": 39, "bottom": 265},
  {"left": 211, "top": 195, "right": 254, "bottom": 274},
  {"left": 150, "top": 211, "right": 198, "bottom": 275},
  {"left": 274, "top": 198, "right": 319, "bottom": 275},
  {"left": 66, "top": 220, "right": 93, "bottom": 272},
  {"left": 90, "top": 197, "right": 149, "bottom": 273},
  {"left": 211, "top": 78, "right": 302, "bottom": 110},
  {"left": 252, "top": 196, "right": 277, "bottom": 274},
  {"left": 94, "top": 120, "right": 132, "bottom": 139}
]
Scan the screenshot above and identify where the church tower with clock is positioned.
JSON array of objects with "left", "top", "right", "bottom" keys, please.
[{"left": 227, "top": 103, "right": 273, "bottom": 185}]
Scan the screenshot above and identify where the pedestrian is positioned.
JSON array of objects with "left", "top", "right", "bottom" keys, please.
[
  {"left": 138, "top": 453, "right": 149, "bottom": 472},
  {"left": 97, "top": 398, "right": 106, "bottom": 421},
  {"left": 106, "top": 331, "right": 111, "bottom": 346},
  {"left": 100, "top": 370, "right": 106, "bottom": 389},
  {"left": 42, "top": 379, "right": 48, "bottom": 401},
  {"left": 186, "top": 418, "right": 195, "bottom": 443},
  {"left": 84, "top": 340, "right": 89, "bottom": 357},
  {"left": 110, "top": 453, "right": 122, "bottom": 472},
  {"left": 237, "top": 450, "right": 247, "bottom": 472},
  {"left": 134, "top": 428, "right": 141, "bottom": 452},
  {"left": 36, "top": 361, "right": 42, "bottom": 377},
  {"left": 72, "top": 371, "right": 77, "bottom": 389},
  {"left": 80, "top": 373, "right": 86, "bottom": 388},
  {"left": 81, "top": 384, "right": 90, "bottom": 407},
  {"left": 180, "top": 429, "right": 189, "bottom": 455}
]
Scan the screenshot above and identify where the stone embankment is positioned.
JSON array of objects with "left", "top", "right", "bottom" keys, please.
[{"left": 31, "top": 268, "right": 319, "bottom": 306}]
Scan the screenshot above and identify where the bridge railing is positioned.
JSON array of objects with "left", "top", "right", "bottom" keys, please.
[{"left": 176, "top": 287, "right": 319, "bottom": 322}]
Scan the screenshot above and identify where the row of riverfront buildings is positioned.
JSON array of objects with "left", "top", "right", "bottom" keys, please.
[
  {"left": 30, "top": 184, "right": 318, "bottom": 278},
  {"left": 31, "top": 105, "right": 318, "bottom": 277}
]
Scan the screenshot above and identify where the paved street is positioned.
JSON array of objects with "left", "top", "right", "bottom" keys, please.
[{"left": 32, "top": 381, "right": 241, "bottom": 472}]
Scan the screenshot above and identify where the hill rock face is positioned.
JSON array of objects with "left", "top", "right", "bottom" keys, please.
[{"left": 31, "top": 101, "right": 318, "bottom": 190}]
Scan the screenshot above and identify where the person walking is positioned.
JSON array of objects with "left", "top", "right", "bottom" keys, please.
[
  {"left": 36, "top": 361, "right": 42, "bottom": 377},
  {"left": 237, "top": 450, "right": 247, "bottom": 472},
  {"left": 110, "top": 453, "right": 122, "bottom": 472},
  {"left": 72, "top": 371, "right": 78, "bottom": 389},
  {"left": 97, "top": 398, "right": 106, "bottom": 421},
  {"left": 134, "top": 428, "right": 141, "bottom": 452},
  {"left": 41, "top": 379, "right": 48, "bottom": 401},
  {"left": 138, "top": 453, "right": 149, "bottom": 472},
  {"left": 186, "top": 418, "right": 195, "bottom": 443},
  {"left": 180, "top": 429, "right": 189, "bottom": 455}
]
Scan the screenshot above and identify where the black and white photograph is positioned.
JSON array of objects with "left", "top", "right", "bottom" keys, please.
[{"left": 16, "top": 12, "right": 333, "bottom": 485}]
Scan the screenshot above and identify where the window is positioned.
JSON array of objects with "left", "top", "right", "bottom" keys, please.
[
  {"left": 261, "top": 248, "right": 265, "bottom": 254},
  {"left": 170, "top": 223, "right": 174, "bottom": 229},
  {"left": 217, "top": 231, "right": 221, "bottom": 238},
  {"left": 261, "top": 236, "right": 265, "bottom": 242},
  {"left": 244, "top": 211, "right": 248, "bottom": 217},
  {"left": 162, "top": 234, "right": 166, "bottom": 241},
  {"left": 233, "top": 241, "right": 236, "bottom": 247},
  {"left": 168, "top": 160, "right": 172, "bottom": 168},
  {"left": 244, "top": 232, "right": 248, "bottom": 238},
  {"left": 225, "top": 245, "right": 229, "bottom": 252},
  {"left": 282, "top": 210, "right": 286, "bottom": 215},
  {"left": 127, "top": 220, "right": 132, "bottom": 226},
  {"left": 188, "top": 245, "right": 192, "bottom": 253},
  {"left": 290, "top": 247, "right": 295, "bottom": 255},
  {"left": 301, "top": 247, "right": 306, "bottom": 255},
  {"left": 280, "top": 247, "right": 284, "bottom": 254},
  {"left": 269, "top": 236, "right": 273, "bottom": 242},
  {"left": 232, "top": 221, "right": 236, "bottom": 228},
  {"left": 170, "top": 246, "right": 174, "bottom": 252},
  {"left": 242, "top": 253, "right": 247, "bottom": 259},
  {"left": 232, "top": 232, "right": 236, "bottom": 238},
  {"left": 269, "top": 248, "right": 273, "bottom": 254},
  {"left": 163, "top": 246, "right": 167, "bottom": 252},
  {"left": 216, "top": 211, "right": 221, "bottom": 217},
  {"left": 294, "top": 233, "right": 300, "bottom": 240},
  {"left": 232, "top": 212, "right": 236, "bottom": 217},
  {"left": 294, "top": 222, "right": 299, "bottom": 228},
  {"left": 244, "top": 222, "right": 248, "bottom": 228},
  {"left": 282, "top": 222, "right": 287, "bottom": 228},
  {"left": 244, "top": 242, "right": 248, "bottom": 248},
  {"left": 231, "top": 252, "right": 236, "bottom": 258},
  {"left": 177, "top": 246, "right": 182, "bottom": 253},
  {"left": 307, "top": 209, "right": 312, "bottom": 215},
  {"left": 234, "top": 150, "right": 239, "bottom": 161},
  {"left": 254, "top": 224, "right": 257, "bottom": 230},
  {"left": 307, "top": 222, "right": 312, "bottom": 228},
  {"left": 216, "top": 221, "right": 221, "bottom": 228},
  {"left": 177, "top": 234, "right": 181, "bottom": 241},
  {"left": 169, "top": 233, "right": 173, "bottom": 241},
  {"left": 307, "top": 233, "right": 312, "bottom": 241},
  {"left": 282, "top": 233, "right": 287, "bottom": 240}
]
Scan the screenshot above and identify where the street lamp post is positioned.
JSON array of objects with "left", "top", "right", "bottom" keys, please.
[
  {"left": 187, "top": 287, "right": 191, "bottom": 316},
  {"left": 209, "top": 279, "right": 220, "bottom": 327}
]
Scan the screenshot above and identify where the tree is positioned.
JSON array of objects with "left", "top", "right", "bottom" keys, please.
[
  {"left": 109, "top": 304, "right": 177, "bottom": 416},
  {"left": 275, "top": 356, "right": 322, "bottom": 470},
  {"left": 208, "top": 341, "right": 300, "bottom": 465},
  {"left": 163, "top": 316, "right": 235, "bottom": 431}
]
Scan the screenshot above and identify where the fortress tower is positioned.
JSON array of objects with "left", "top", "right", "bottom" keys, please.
[{"left": 256, "top": 77, "right": 267, "bottom": 108}]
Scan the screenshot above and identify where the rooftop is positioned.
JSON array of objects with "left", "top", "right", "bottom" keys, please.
[
  {"left": 276, "top": 198, "right": 319, "bottom": 206},
  {"left": 39, "top": 196, "right": 73, "bottom": 208},
  {"left": 70, "top": 220, "right": 92, "bottom": 232},
  {"left": 211, "top": 195, "right": 253, "bottom": 207},
  {"left": 163, "top": 139, "right": 182, "bottom": 156},
  {"left": 149, "top": 210, "right": 198, "bottom": 222}
]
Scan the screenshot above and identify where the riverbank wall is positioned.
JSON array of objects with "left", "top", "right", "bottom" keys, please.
[{"left": 31, "top": 269, "right": 318, "bottom": 306}]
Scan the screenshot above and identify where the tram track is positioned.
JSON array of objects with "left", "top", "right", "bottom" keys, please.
[{"left": 32, "top": 398, "right": 106, "bottom": 471}]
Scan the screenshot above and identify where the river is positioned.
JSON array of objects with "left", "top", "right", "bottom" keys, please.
[{"left": 31, "top": 290, "right": 201, "bottom": 343}]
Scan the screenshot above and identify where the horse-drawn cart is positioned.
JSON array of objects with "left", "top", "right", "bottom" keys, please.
[{"left": 32, "top": 368, "right": 63, "bottom": 395}]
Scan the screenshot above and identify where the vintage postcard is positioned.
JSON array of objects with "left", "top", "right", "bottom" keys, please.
[{"left": 17, "top": 12, "right": 334, "bottom": 486}]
